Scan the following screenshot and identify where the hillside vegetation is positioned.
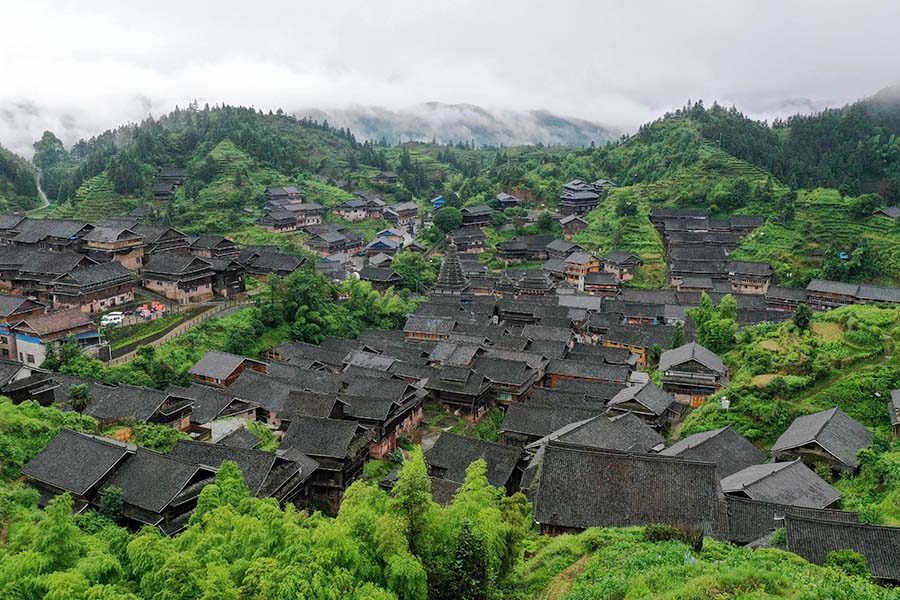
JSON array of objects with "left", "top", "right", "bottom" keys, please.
[
  {"left": 0, "top": 143, "right": 39, "bottom": 212},
  {"left": 680, "top": 304, "right": 900, "bottom": 525}
]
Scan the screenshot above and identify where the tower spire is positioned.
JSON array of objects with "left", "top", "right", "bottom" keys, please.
[{"left": 430, "top": 238, "right": 470, "bottom": 296}]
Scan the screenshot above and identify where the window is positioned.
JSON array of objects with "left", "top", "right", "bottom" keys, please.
[
  {"left": 0, "top": 336, "right": 7, "bottom": 344},
  {"left": 26, "top": 354, "right": 34, "bottom": 364},
  {"left": 498, "top": 391, "right": 513, "bottom": 401},
  {"left": 1, "top": 349, "right": 8, "bottom": 357}
]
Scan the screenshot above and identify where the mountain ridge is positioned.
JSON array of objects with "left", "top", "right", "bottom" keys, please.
[{"left": 300, "top": 102, "right": 620, "bottom": 148}]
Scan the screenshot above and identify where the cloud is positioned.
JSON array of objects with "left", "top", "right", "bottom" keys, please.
[{"left": 2, "top": 0, "right": 900, "bottom": 156}]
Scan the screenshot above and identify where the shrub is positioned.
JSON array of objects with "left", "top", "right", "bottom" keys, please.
[
  {"left": 825, "top": 549, "right": 869, "bottom": 579},
  {"left": 642, "top": 523, "right": 703, "bottom": 551}
]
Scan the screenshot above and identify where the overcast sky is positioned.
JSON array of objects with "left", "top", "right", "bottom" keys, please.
[{"left": 2, "top": 0, "right": 900, "bottom": 155}]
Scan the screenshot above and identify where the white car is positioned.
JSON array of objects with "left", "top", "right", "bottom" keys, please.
[{"left": 100, "top": 312, "right": 125, "bottom": 326}]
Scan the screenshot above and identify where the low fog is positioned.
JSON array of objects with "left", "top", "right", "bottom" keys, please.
[{"left": 2, "top": 0, "right": 900, "bottom": 155}]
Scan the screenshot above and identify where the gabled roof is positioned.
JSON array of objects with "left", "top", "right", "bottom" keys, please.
[
  {"left": 83, "top": 226, "right": 141, "bottom": 243},
  {"left": 500, "top": 402, "right": 605, "bottom": 438},
  {"left": 14, "top": 308, "right": 93, "bottom": 336},
  {"left": 0, "top": 294, "right": 44, "bottom": 317},
  {"left": 169, "top": 439, "right": 318, "bottom": 497},
  {"left": 659, "top": 342, "right": 726, "bottom": 374},
  {"left": 404, "top": 315, "right": 456, "bottom": 334},
  {"left": 281, "top": 416, "right": 366, "bottom": 459},
  {"left": 101, "top": 447, "right": 208, "bottom": 514},
  {"left": 558, "top": 214, "right": 587, "bottom": 226},
  {"left": 530, "top": 413, "right": 663, "bottom": 453},
  {"left": 806, "top": 279, "right": 859, "bottom": 296},
  {"left": 219, "top": 426, "right": 262, "bottom": 449},
  {"left": 22, "top": 429, "right": 132, "bottom": 496},
  {"left": 143, "top": 253, "right": 213, "bottom": 275},
  {"left": 531, "top": 443, "right": 725, "bottom": 534},
  {"left": 607, "top": 382, "right": 675, "bottom": 417},
  {"left": 546, "top": 359, "right": 629, "bottom": 383},
  {"left": 721, "top": 460, "right": 840, "bottom": 508},
  {"left": 661, "top": 426, "right": 765, "bottom": 477},
  {"left": 426, "top": 432, "right": 521, "bottom": 487},
  {"left": 359, "top": 266, "right": 402, "bottom": 283},
  {"left": 785, "top": 513, "right": 900, "bottom": 582},
  {"left": 472, "top": 356, "right": 534, "bottom": 387},
  {"left": 54, "top": 261, "right": 133, "bottom": 287},
  {"left": 189, "top": 351, "right": 259, "bottom": 381},
  {"left": 461, "top": 204, "right": 493, "bottom": 216},
  {"left": 771, "top": 407, "right": 873, "bottom": 468}
]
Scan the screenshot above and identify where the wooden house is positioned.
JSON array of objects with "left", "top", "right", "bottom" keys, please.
[
  {"left": 606, "top": 381, "right": 678, "bottom": 429},
  {"left": 530, "top": 442, "right": 725, "bottom": 536},
  {"left": 11, "top": 308, "right": 99, "bottom": 366},
  {"left": 0, "top": 295, "right": 46, "bottom": 360},
  {"left": 721, "top": 461, "right": 840, "bottom": 508},
  {"left": 461, "top": 205, "right": 493, "bottom": 228},
  {"left": 142, "top": 253, "right": 215, "bottom": 303},
  {"left": 51, "top": 261, "right": 135, "bottom": 314},
  {"left": 558, "top": 214, "right": 587, "bottom": 239},
  {"left": 601, "top": 251, "right": 643, "bottom": 282},
  {"left": 771, "top": 407, "right": 873, "bottom": 472},
  {"left": 188, "top": 350, "right": 267, "bottom": 387},
  {"left": 280, "top": 416, "right": 372, "bottom": 509},
  {"left": 659, "top": 342, "right": 728, "bottom": 407},
  {"left": 82, "top": 226, "right": 144, "bottom": 269}
]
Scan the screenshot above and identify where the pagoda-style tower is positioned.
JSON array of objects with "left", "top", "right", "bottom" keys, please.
[{"left": 430, "top": 239, "right": 470, "bottom": 296}]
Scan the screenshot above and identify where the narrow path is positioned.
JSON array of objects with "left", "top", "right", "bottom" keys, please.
[{"left": 27, "top": 167, "right": 50, "bottom": 214}]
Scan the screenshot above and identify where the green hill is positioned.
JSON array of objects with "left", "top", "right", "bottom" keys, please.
[{"left": 0, "top": 144, "right": 39, "bottom": 212}]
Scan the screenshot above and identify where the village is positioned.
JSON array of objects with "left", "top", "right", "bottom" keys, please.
[{"left": 2, "top": 164, "right": 899, "bottom": 586}]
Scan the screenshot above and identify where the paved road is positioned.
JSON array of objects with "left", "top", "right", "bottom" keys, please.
[{"left": 27, "top": 168, "right": 50, "bottom": 214}]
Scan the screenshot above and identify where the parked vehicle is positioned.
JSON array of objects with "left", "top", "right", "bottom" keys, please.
[{"left": 100, "top": 312, "right": 125, "bottom": 326}]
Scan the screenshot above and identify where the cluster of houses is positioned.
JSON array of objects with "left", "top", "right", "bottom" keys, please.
[
  {"left": 558, "top": 179, "right": 616, "bottom": 216},
  {"left": 151, "top": 168, "right": 187, "bottom": 203},
  {"left": 0, "top": 211, "right": 312, "bottom": 366},
  {"left": 14, "top": 238, "right": 900, "bottom": 582},
  {"left": 649, "top": 208, "right": 774, "bottom": 295}
]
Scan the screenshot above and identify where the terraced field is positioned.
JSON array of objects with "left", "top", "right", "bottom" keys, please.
[
  {"left": 574, "top": 185, "right": 666, "bottom": 287},
  {"left": 43, "top": 171, "right": 139, "bottom": 220},
  {"left": 731, "top": 188, "right": 900, "bottom": 286}
]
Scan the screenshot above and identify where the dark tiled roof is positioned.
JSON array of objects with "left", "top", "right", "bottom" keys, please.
[
  {"left": 546, "top": 359, "right": 629, "bottom": 383},
  {"left": 169, "top": 440, "right": 316, "bottom": 498},
  {"left": 101, "top": 447, "right": 206, "bottom": 514},
  {"left": 404, "top": 315, "right": 456, "bottom": 334},
  {"left": 891, "top": 390, "right": 900, "bottom": 427},
  {"left": 771, "top": 407, "right": 873, "bottom": 469},
  {"left": 472, "top": 356, "right": 534, "bottom": 386},
  {"left": 188, "top": 351, "right": 252, "bottom": 380},
  {"left": 143, "top": 253, "right": 212, "bottom": 275},
  {"left": 661, "top": 426, "right": 766, "bottom": 477},
  {"left": 281, "top": 416, "right": 365, "bottom": 459},
  {"left": 522, "top": 324, "right": 572, "bottom": 343},
  {"left": 56, "top": 261, "right": 133, "bottom": 287},
  {"left": 600, "top": 324, "right": 675, "bottom": 349},
  {"left": 806, "top": 279, "right": 859, "bottom": 296},
  {"left": 532, "top": 443, "right": 725, "bottom": 534},
  {"left": 607, "top": 382, "right": 675, "bottom": 417},
  {"left": 720, "top": 460, "right": 840, "bottom": 508},
  {"left": 22, "top": 429, "right": 131, "bottom": 496},
  {"left": 426, "top": 432, "right": 522, "bottom": 487},
  {"left": 219, "top": 427, "right": 262, "bottom": 449},
  {"left": 359, "top": 266, "right": 402, "bottom": 283},
  {"left": 725, "top": 495, "right": 858, "bottom": 545},
  {"left": 785, "top": 513, "right": 900, "bottom": 581},
  {"left": 16, "top": 308, "right": 93, "bottom": 336},
  {"left": 658, "top": 342, "right": 726, "bottom": 374},
  {"left": 0, "top": 294, "right": 43, "bottom": 317},
  {"left": 533, "top": 413, "right": 663, "bottom": 453},
  {"left": 500, "top": 402, "right": 605, "bottom": 438}
]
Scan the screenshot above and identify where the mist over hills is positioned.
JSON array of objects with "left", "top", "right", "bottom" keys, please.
[{"left": 301, "top": 102, "right": 620, "bottom": 147}]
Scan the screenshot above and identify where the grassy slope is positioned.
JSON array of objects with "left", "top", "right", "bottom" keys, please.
[
  {"left": 731, "top": 188, "right": 900, "bottom": 286},
  {"left": 0, "top": 144, "right": 39, "bottom": 212},
  {"left": 573, "top": 186, "right": 667, "bottom": 287},
  {"left": 519, "top": 527, "right": 896, "bottom": 599},
  {"left": 678, "top": 305, "right": 900, "bottom": 524}
]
